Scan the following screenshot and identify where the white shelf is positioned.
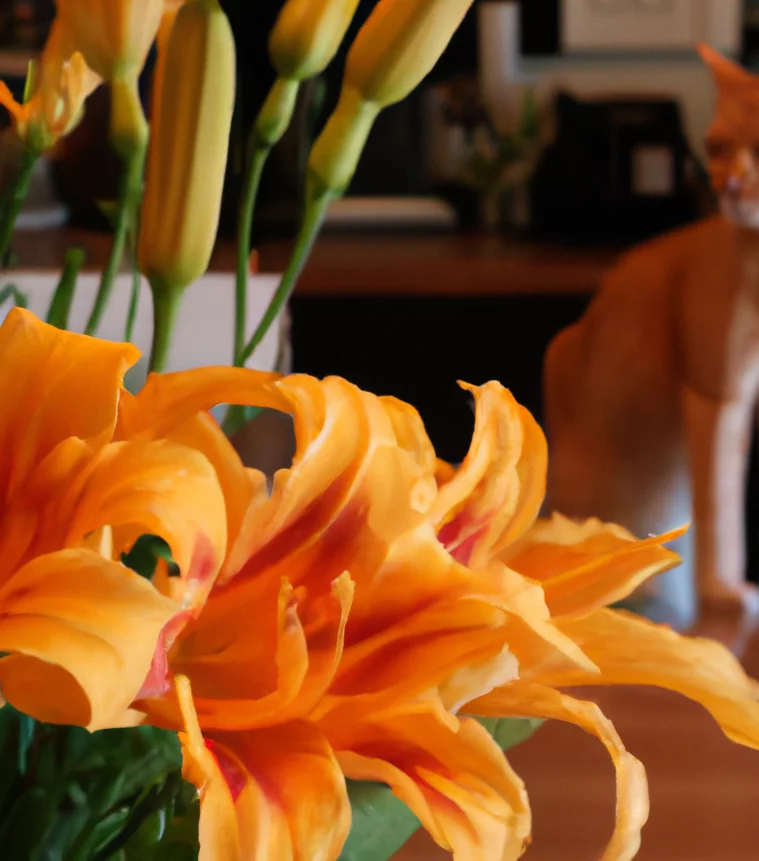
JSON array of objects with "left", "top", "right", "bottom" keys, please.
[{"left": 0, "top": 49, "right": 39, "bottom": 78}]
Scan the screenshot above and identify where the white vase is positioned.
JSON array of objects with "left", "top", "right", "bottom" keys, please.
[{"left": 0, "top": 271, "right": 285, "bottom": 395}]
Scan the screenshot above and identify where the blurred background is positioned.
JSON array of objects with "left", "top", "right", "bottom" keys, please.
[
  {"left": 3, "top": 0, "right": 750, "bottom": 446},
  {"left": 4, "top": 3, "right": 759, "bottom": 859}
]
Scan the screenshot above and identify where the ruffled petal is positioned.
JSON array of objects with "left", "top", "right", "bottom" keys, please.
[
  {"left": 485, "top": 563, "right": 600, "bottom": 677},
  {"left": 176, "top": 676, "right": 241, "bottom": 861},
  {"left": 225, "top": 377, "right": 433, "bottom": 622},
  {"left": 177, "top": 676, "right": 350, "bottom": 861},
  {"left": 144, "top": 574, "right": 353, "bottom": 732},
  {"left": 380, "top": 395, "right": 438, "bottom": 513},
  {"left": 431, "top": 382, "right": 546, "bottom": 569},
  {"left": 0, "top": 549, "right": 175, "bottom": 730},
  {"left": 0, "top": 81, "right": 24, "bottom": 122},
  {"left": 533, "top": 609, "right": 759, "bottom": 749},
  {"left": 0, "top": 308, "right": 139, "bottom": 500},
  {"left": 323, "top": 695, "right": 531, "bottom": 861},
  {"left": 165, "top": 412, "right": 264, "bottom": 580},
  {"left": 116, "top": 366, "right": 283, "bottom": 441},
  {"left": 466, "top": 682, "right": 649, "bottom": 861},
  {"left": 503, "top": 515, "right": 685, "bottom": 618},
  {"left": 61, "top": 439, "right": 227, "bottom": 583}
]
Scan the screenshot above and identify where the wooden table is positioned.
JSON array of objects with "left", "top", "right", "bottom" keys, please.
[{"left": 11, "top": 227, "right": 617, "bottom": 297}]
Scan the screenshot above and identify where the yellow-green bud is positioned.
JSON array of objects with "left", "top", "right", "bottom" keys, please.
[
  {"left": 269, "top": 0, "right": 361, "bottom": 82},
  {"left": 138, "top": 0, "right": 235, "bottom": 293},
  {"left": 346, "top": 0, "right": 474, "bottom": 107}
]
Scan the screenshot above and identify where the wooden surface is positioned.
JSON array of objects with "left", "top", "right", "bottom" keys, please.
[
  {"left": 11, "top": 228, "right": 618, "bottom": 297},
  {"left": 394, "top": 617, "right": 759, "bottom": 861}
]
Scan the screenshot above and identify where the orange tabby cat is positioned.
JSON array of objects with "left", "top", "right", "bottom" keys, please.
[{"left": 544, "top": 44, "right": 759, "bottom": 628}]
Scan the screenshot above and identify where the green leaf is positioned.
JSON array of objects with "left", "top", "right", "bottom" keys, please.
[
  {"left": 338, "top": 780, "right": 420, "bottom": 861},
  {"left": 69, "top": 808, "right": 132, "bottom": 861},
  {"left": 121, "top": 535, "right": 179, "bottom": 580},
  {"left": 0, "top": 787, "right": 55, "bottom": 860},
  {"left": 474, "top": 716, "right": 543, "bottom": 751},
  {"left": 16, "top": 711, "right": 35, "bottom": 775}
]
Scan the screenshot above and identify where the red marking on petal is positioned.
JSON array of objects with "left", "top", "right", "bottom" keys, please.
[
  {"left": 136, "top": 610, "right": 192, "bottom": 700},
  {"left": 205, "top": 739, "right": 247, "bottom": 803},
  {"left": 184, "top": 535, "right": 220, "bottom": 610},
  {"left": 438, "top": 515, "right": 489, "bottom": 566}
]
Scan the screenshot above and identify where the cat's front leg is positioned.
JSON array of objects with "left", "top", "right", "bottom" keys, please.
[{"left": 682, "top": 384, "right": 759, "bottom": 620}]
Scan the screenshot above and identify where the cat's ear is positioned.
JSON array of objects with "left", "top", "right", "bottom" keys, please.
[{"left": 697, "top": 43, "right": 757, "bottom": 89}]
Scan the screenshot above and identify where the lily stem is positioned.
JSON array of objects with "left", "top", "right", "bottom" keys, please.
[
  {"left": 0, "top": 148, "right": 38, "bottom": 266},
  {"left": 234, "top": 140, "right": 270, "bottom": 366},
  {"left": 148, "top": 283, "right": 182, "bottom": 373},
  {"left": 238, "top": 184, "right": 332, "bottom": 368},
  {"left": 85, "top": 139, "right": 146, "bottom": 336}
]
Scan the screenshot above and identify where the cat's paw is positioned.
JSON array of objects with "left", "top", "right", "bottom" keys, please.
[
  {"left": 693, "top": 582, "right": 759, "bottom": 653},
  {"left": 700, "top": 580, "right": 759, "bottom": 617}
]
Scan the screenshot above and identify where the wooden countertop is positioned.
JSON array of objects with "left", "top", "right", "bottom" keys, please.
[{"left": 11, "top": 227, "right": 618, "bottom": 297}]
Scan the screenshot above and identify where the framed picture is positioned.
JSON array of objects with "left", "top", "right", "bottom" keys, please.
[{"left": 561, "top": 0, "right": 742, "bottom": 54}]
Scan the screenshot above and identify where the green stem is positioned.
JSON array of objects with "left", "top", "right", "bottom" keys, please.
[
  {"left": 239, "top": 183, "right": 332, "bottom": 367},
  {"left": 46, "top": 247, "right": 85, "bottom": 329},
  {"left": 85, "top": 141, "right": 146, "bottom": 336},
  {"left": 234, "top": 142, "right": 270, "bottom": 365},
  {"left": 233, "top": 77, "right": 300, "bottom": 368},
  {"left": 0, "top": 148, "right": 38, "bottom": 266},
  {"left": 124, "top": 255, "right": 141, "bottom": 342},
  {"left": 148, "top": 284, "right": 182, "bottom": 373}
]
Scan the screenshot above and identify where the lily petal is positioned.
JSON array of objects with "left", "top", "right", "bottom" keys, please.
[
  {"left": 431, "top": 383, "right": 547, "bottom": 569},
  {"left": 503, "top": 515, "right": 686, "bottom": 619},
  {"left": 145, "top": 574, "right": 354, "bottom": 731},
  {"left": 0, "top": 308, "right": 139, "bottom": 499},
  {"left": 323, "top": 695, "right": 531, "bottom": 861},
  {"left": 533, "top": 609, "right": 759, "bottom": 749},
  {"left": 61, "top": 439, "right": 227, "bottom": 581},
  {"left": 466, "top": 682, "right": 649, "bottom": 861},
  {"left": 177, "top": 676, "right": 351, "bottom": 861},
  {"left": 176, "top": 675, "right": 242, "bottom": 861},
  {"left": 117, "top": 366, "right": 283, "bottom": 441},
  {"left": 380, "top": 395, "right": 438, "bottom": 513},
  {"left": 0, "top": 549, "right": 176, "bottom": 730}
]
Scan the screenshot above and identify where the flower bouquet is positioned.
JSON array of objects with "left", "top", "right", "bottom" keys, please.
[{"left": 0, "top": 2, "right": 758, "bottom": 860}]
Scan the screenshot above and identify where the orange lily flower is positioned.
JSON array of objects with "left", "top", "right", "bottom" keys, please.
[
  {"left": 0, "top": 308, "right": 227, "bottom": 731},
  {"left": 427, "top": 381, "right": 759, "bottom": 859},
  {"left": 119, "top": 369, "right": 596, "bottom": 861},
  {"left": 0, "top": 20, "right": 100, "bottom": 152},
  {"left": 118, "top": 369, "right": 759, "bottom": 860}
]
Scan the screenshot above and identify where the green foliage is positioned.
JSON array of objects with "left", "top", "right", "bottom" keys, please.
[
  {"left": 475, "top": 716, "right": 544, "bottom": 751},
  {"left": 338, "top": 781, "right": 420, "bottom": 861},
  {"left": 121, "top": 534, "right": 179, "bottom": 580},
  {"left": 0, "top": 707, "right": 198, "bottom": 861}
]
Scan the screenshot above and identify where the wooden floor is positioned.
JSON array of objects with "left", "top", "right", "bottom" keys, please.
[{"left": 394, "top": 616, "right": 759, "bottom": 861}]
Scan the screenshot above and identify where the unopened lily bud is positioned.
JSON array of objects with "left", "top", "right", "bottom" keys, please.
[
  {"left": 255, "top": 0, "right": 361, "bottom": 148},
  {"left": 138, "top": 0, "right": 235, "bottom": 293},
  {"left": 269, "top": 0, "right": 361, "bottom": 82},
  {"left": 308, "top": 0, "right": 473, "bottom": 194}
]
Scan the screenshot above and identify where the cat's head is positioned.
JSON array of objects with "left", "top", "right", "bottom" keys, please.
[{"left": 700, "top": 44, "right": 759, "bottom": 229}]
